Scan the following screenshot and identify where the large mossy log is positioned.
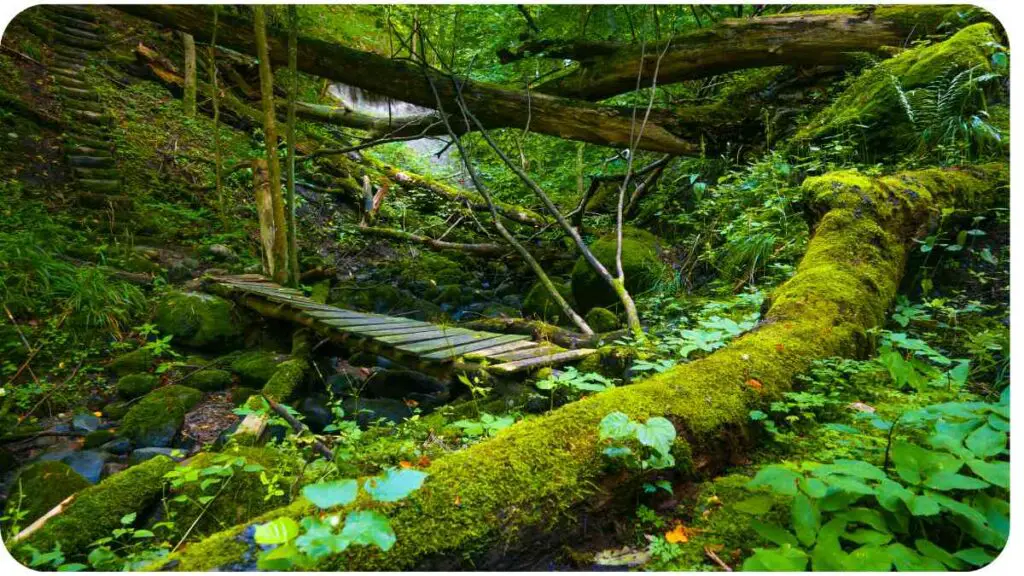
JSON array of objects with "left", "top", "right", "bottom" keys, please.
[
  {"left": 149, "top": 164, "right": 1005, "bottom": 570},
  {"left": 116, "top": 5, "right": 695, "bottom": 154},
  {"left": 526, "top": 5, "right": 968, "bottom": 101}
]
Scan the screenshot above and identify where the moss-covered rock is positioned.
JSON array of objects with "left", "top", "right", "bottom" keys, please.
[
  {"left": 577, "top": 345, "right": 637, "bottom": 379},
  {"left": 226, "top": 350, "right": 287, "bottom": 387},
  {"left": 182, "top": 369, "right": 234, "bottom": 392},
  {"left": 330, "top": 283, "right": 443, "bottom": 320},
  {"left": 116, "top": 373, "right": 160, "bottom": 400},
  {"left": 154, "top": 291, "right": 244, "bottom": 351},
  {"left": 83, "top": 429, "right": 117, "bottom": 449},
  {"left": 120, "top": 385, "right": 204, "bottom": 448},
  {"left": 262, "top": 359, "right": 307, "bottom": 402},
  {"left": 4, "top": 461, "right": 90, "bottom": 528},
  {"left": 166, "top": 446, "right": 295, "bottom": 540},
  {"left": 571, "top": 227, "right": 668, "bottom": 313},
  {"left": 14, "top": 456, "right": 176, "bottom": 560},
  {"left": 797, "top": 23, "right": 1002, "bottom": 147},
  {"left": 102, "top": 401, "right": 131, "bottom": 421},
  {"left": 584, "top": 307, "right": 620, "bottom": 333},
  {"left": 108, "top": 347, "right": 155, "bottom": 376},
  {"left": 229, "top": 386, "right": 259, "bottom": 406},
  {"left": 522, "top": 279, "right": 573, "bottom": 323}
]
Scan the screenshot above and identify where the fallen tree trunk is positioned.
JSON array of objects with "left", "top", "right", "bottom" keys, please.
[
  {"left": 116, "top": 4, "right": 695, "bottom": 154},
  {"left": 522, "top": 5, "right": 966, "bottom": 101},
  {"left": 149, "top": 164, "right": 1006, "bottom": 571},
  {"left": 357, "top": 225, "right": 508, "bottom": 256}
]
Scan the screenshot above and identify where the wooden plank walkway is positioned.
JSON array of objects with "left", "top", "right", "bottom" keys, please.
[{"left": 207, "top": 275, "right": 595, "bottom": 375}]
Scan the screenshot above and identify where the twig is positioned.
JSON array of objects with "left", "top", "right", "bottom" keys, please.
[
  {"left": 704, "top": 546, "right": 733, "bottom": 571},
  {"left": 263, "top": 395, "right": 334, "bottom": 461}
]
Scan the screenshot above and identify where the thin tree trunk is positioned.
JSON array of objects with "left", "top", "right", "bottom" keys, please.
[
  {"left": 208, "top": 10, "right": 224, "bottom": 225},
  {"left": 427, "top": 77, "right": 593, "bottom": 335},
  {"left": 285, "top": 5, "right": 300, "bottom": 287},
  {"left": 251, "top": 159, "right": 280, "bottom": 277},
  {"left": 253, "top": 5, "right": 288, "bottom": 284},
  {"left": 180, "top": 31, "right": 196, "bottom": 117}
]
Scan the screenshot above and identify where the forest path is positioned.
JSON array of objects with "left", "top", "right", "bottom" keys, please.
[{"left": 207, "top": 274, "right": 596, "bottom": 376}]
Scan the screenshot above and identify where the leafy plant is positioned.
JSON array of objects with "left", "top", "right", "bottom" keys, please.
[
  {"left": 534, "top": 367, "right": 614, "bottom": 409},
  {"left": 452, "top": 412, "right": 516, "bottom": 439},
  {"left": 599, "top": 411, "right": 677, "bottom": 472}
]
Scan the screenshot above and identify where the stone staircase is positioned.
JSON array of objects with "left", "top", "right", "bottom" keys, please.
[{"left": 40, "top": 6, "right": 130, "bottom": 217}]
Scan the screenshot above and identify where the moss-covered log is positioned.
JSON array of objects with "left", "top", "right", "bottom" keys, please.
[
  {"left": 526, "top": 5, "right": 968, "bottom": 101},
  {"left": 116, "top": 4, "right": 695, "bottom": 154},
  {"left": 152, "top": 164, "right": 1005, "bottom": 570},
  {"left": 11, "top": 456, "right": 177, "bottom": 560}
]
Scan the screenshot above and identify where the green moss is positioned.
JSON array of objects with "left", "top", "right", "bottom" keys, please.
[
  {"left": 797, "top": 23, "right": 1001, "bottom": 144},
  {"left": 83, "top": 429, "right": 117, "bottom": 449},
  {"left": 102, "top": 401, "right": 130, "bottom": 420},
  {"left": 229, "top": 386, "right": 259, "bottom": 406},
  {"left": 5, "top": 461, "right": 90, "bottom": 529},
  {"left": 167, "top": 446, "right": 295, "bottom": 541},
  {"left": 142, "top": 167, "right": 1006, "bottom": 571},
  {"left": 570, "top": 227, "right": 668, "bottom": 313},
  {"left": 108, "top": 348, "right": 155, "bottom": 376},
  {"left": 116, "top": 373, "right": 160, "bottom": 399},
  {"left": 15, "top": 456, "right": 176, "bottom": 559},
  {"left": 226, "top": 350, "right": 286, "bottom": 387},
  {"left": 584, "top": 307, "right": 619, "bottom": 333},
  {"left": 577, "top": 345, "right": 635, "bottom": 378},
  {"left": 262, "top": 359, "right": 307, "bottom": 402},
  {"left": 154, "top": 291, "right": 245, "bottom": 351},
  {"left": 120, "top": 385, "right": 204, "bottom": 448},
  {"left": 330, "top": 283, "right": 442, "bottom": 319},
  {"left": 181, "top": 369, "right": 234, "bottom": 392},
  {"left": 522, "top": 279, "right": 572, "bottom": 323}
]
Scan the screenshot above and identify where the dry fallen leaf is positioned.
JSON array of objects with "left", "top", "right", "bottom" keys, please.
[
  {"left": 399, "top": 460, "right": 413, "bottom": 469},
  {"left": 666, "top": 523, "right": 689, "bottom": 544},
  {"left": 745, "top": 378, "right": 763, "bottom": 391}
]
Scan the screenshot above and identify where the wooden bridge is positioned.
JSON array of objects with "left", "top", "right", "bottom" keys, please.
[{"left": 206, "top": 275, "right": 596, "bottom": 376}]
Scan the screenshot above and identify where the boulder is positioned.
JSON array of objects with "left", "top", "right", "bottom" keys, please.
[
  {"left": 129, "top": 447, "right": 184, "bottom": 465},
  {"left": 108, "top": 348, "right": 155, "bottom": 376},
  {"left": 298, "top": 395, "right": 333, "bottom": 433},
  {"left": 83, "top": 429, "right": 116, "bottom": 449},
  {"left": 585, "top": 306, "right": 620, "bottom": 333},
  {"left": 570, "top": 227, "right": 668, "bottom": 313},
  {"left": 116, "top": 373, "right": 160, "bottom": 399},
  {"left": 99, "top": 437, "right": 133, "bottom": 456},
  {"left": 226, "top": 350, "right": 286, "bottom": 387},
  {"left": 154, "top": 291, "right": 244, "bottom": 351},
  {"left": 5, "top": 461, "right": 89, "bottom": 526},
  {"left": 181, "top": 368, "right": 233, "bottom": 392},
  {"left": 62, "top": 451, "right": 108, "bottom": 484},
  {"left": 120, "top": 385, "right": 204, "bottom": 447},
  {"left": 71, "top": 412, "right": 100, "bottom": 433},
  {"left": 522, "top": 279, "right": 573, "bottom": 323}
]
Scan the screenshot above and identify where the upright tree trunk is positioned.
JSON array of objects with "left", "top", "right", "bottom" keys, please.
[
  {"left": 179, "top": 31, "right": 196, "bottom": 118},
  {"left": 253, "top": 5, "right": 288, "bottom": 284},
  {"left": 208, "top": 10, "right": 224, "bottom": 224},
  {"left": 285, "top": 5, "right": 300, "bottom": 287},
  {"left": 251, "top": 159, "right": 282, "bottom": 278}
]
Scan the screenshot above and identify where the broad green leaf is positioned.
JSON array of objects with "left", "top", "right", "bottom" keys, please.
[
  {"left": 747, "top": 465, "right": 800, "bottom": 496},
  {"left": 891, "top": 440, "right": 962, "bottom": 485},
  {"left": 636, "top": 417, "right": 675, "bottom": 454},
  {"left": 364, "top": 468, "right": 428, "bottom": 503},
  {"left": 836, "top": 507, "right": 888, "bottom": 532},
  {"left": 811, "top": 519, "right": 848, "bottom": 571},
  {"left": 257, "top": 542, "right": 301, "bottom": 571},
  {"left": 923, "top": 471, "right": 990, "bottom": 491},
  {"left": 751, "top": 519, "right": 799, "bottom": 548},
  {"left": 733, "top": 495, "right": 775, "bottom": 515},
  {"left": 799, "top": 477, "right": 828, "bottom": 498},
  {"left": 254, "top": 517, "right": 300, "bottom": 546},
  {"left": 844, "top": 545, "right": 892, "bottom": 571},
  {"left": 887, "top": 543, "right": 944, "bottom": 571},
  {"left": 914, "top": 539, "right": 967, "bottom": 570},
  {"left": 57, "top": 564, "right": 87, "bottom": 572},
  {"left": 340, "top": 510, "right": 396, "bottom": 551},
  {"left": 841, "top": 529, "right": 893, "bottom": 546},
  {"left": 602, "top": 446, "right": 632, "bottom": 459},
  {"left": 742, "top": 545, "right": 808, "bottom": 571},
  {"left": 953, "top": 547, "right": 995, "bottom": 566},
  {"left": 295, "top": 517, "right": 349, "bottom": 560},
  {"left": 965, "top": 424, "right": 1006, "bottom": 458},
  {"left": 875, "top": 479, "right": 914, "bottom": 512},
  {"left": 907, "top": 494, "right": 941, "bottom": 516},
  {"left": 817, "top": 459, "right": 887, "bottom": 481},
  {"left": 598, "top": 412, "right": 635, "bottom": 440},
  {"left": 302, "top": 479, "right": 359, "bottom": 509},
  {"left": 926, "top": 490, "right": 988, "bottom": 525},
  {"left": 823, "top": 475, "right": 875, "bottom": 496},
  {"left": 791, "top": 493, "right": 819, "bottom": 547}
]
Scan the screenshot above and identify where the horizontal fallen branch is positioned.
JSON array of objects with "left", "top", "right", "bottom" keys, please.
[{"left": 358, "top": 225, "right": 507, "bottom": 256}]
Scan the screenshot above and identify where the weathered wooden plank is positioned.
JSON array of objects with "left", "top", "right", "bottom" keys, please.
[
  {"left": 375, "top": 328, "right": 472, "bottom": 345},
  {"left": 422, "top": 333, "right": 531, "bottom": 360},
  {"left": 395, "top": 332, "right": 501, "bottom": 354},
  {"left": 319, "top": 315, "right": 421, "bottom": 327},
  {"left": 488, "top": 348, "right": 597, "bottom": 374},
  {"left": 357, "top": 324, "right": 439, "bottom": 337},
  {"left": 348, "top": 322, "right": 435, "bottom": 335},
  {"left": 303, "top": 309, "right": 372, "bottom": 319},
  {"left": 464, "top": 339, "right": 539, "bottom": 360},
  {"left": 492, "top": 344, "right": 563, "bottom": 362}
]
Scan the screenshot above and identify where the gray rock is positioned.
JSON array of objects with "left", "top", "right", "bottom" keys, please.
[
  {"left": 129, "top": 447, "right": 185, "bottom": 465},
  {"left": 63, "top": 450, "right": 108, "bottom": 484},
  {"left": 207, "top": 243, "right": 238, "bottom": 261},
  {"left": 102, "top": 462, "right": 127, "bottom": 479},
  {"left": 100, "top": 437, "right": 133, "bottom": 455},
  {"left": 298, "top": 395, "right": 333, "bottom": 433}
]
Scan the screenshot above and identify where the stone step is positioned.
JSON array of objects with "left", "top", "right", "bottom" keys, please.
[
  {"left": 50, "top": 6, "right": 100, "bottom": 23},
  {"left": 78, "top": 184, "right": 125, "bottom": 198},
  {"left": 66, "top": 144, "right": 112, "bottom": 157},
  {"left": 64, "top": 132, "right": 111, "bottom": 148},
  {"left": 73, "top": 166, "right": 119, "bottom": 180},
  {"left": 60, "top": 26, "right": 103, "bottom": 42},
  {"left": 53, "top": 74, "right": 89, "bottom": 89},
  {"left": 67, "top": 109, "right": 109, "bottom": 125},
  {"left": 68, "top": 155, "right": 114, "bottom": 168},
  {"left": 51, "top": 66, "right": 83, "bottom": 78},
  {"left": 46, "top": 13, "right": 101, "bottom": 32},
  {"left": 64, "top": 99, "right": 104, "bottom": 113},
  {"left": 52, "top": 58, "right": 86, "bottom": 71},
  {"left": 52, "top": 45, "right": 92, "bottom": 59},
  {"left": 57, "top": 85, "right": 96, "bottom": 99},
  {"left": 50, "top": 29, "right": 104, "bottom": 49}
]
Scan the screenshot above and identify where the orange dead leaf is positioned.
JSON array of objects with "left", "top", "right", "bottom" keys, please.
[
  {"left": 746, "top": 378, "right": 763, "bottom": 390},
  {"left": 666, "top": 523, "right": 689, "bottom": 544},
  {"left": 453, "top": 495, "right": 462, "bottom": 506},
  {"left": 399, "top": 460, "right": 413, "bottom": 469},
  {"left": 93, "top": 411, "right": 103, "bottom": 418},
  {"left": 417, "top": 455, "right": 432, "bottom": 467},
  {"left": 404, "top": 398, "right": 419, "bottom": 408},
  {"left": 775, "top": 343, "right": 785, "bottom": 352}
]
